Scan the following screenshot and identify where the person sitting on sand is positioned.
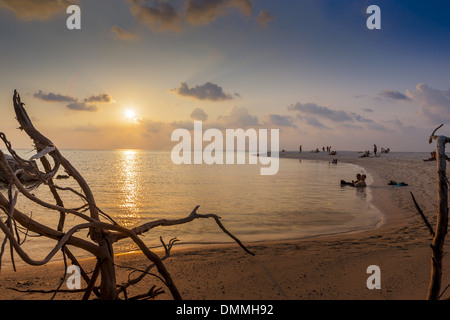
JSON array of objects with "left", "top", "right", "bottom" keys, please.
[
  {"left": 388, "top": 180, "right": 408, "bottom": 186},
  {"left": 360, "top": 151, "right": 370, "bottom": 158},
  {"left": 423, "top": 151, "right": 437, "bottom": 162},
  {"left": 423, "top": 151, "right": 450, "bottom": 162},
  {"left": 354, "top": 174, "right": 366, "bottom": 188}
]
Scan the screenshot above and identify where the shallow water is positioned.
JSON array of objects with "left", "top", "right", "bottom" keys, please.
[{"left": 1, "top": 150, "right": 383, "bottom": 266}]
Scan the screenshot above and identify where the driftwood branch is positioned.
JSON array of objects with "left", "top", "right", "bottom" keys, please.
[
  {"left": 410, "top": 192, "right": 435, "bottom": 237},
  {"left": 425, "top": 124, "right": 449, "bottom": 300},
  {"left": 0, "top": 90, "right": 254, "bottom": 300}
]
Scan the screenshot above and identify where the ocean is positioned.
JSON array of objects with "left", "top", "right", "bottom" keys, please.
[{"left": 1, "top": 149, "right": 384, "bottom": 266}]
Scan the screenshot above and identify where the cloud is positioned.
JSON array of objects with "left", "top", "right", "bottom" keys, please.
[
  {"left": 190, "top": 108, "right": 208, "bottom": 121},
  {"left": 305, "top": 117, "right": 329, "bottom": 129},
  {"left": 34, "top": 90, "right": 114, "bottom": 112},
  {"left": 111, "top": 25, "right": 139, "bottom": 40},
  {"left": 67, "top": 102, "right": 98, "bottom": 112},
  {"left": 350, "top": 112, "right": 373, "bottom": 123},
  {"left": 255, "top": 9, "right": 275, "bottom": 28},
  {"left": 185, "top": 0, "right": 253, "bottom": 26},
  {"left": 0, "top": 0, "right": 70, "bottom": 21},
  {"left": 126, "top": 0, "right": 270, "bottom": 33},
  {"left": 128, "top": 0, "right": 182, "bottom": 33},
  {"left": 406, "top": 83, "right": 450, "bottom": 123},
  {"left": 288, "top": 101, "right": 379, "bottom": 130},
  {"left": 217, "top": 106, "right": 259, "bottom": 128},
  {"left": 143, "top": 119, "right": 163, "bottom": 133},
  {"left": 34, "top": 90, "right": 77, "bottom": 103},
  {"left": 288, "top": 102, "right": 353, "bottom": 122},
  {"left": 84, "top": 93, "right": 114, "bottom": 103},
  {"left": 172, "top": 82, "right": 235, "bottom": 101},
  {"left": 264, "top": 114, "right": 296, "bottom": 128},
  {"left": 378, "top": 89, "right": 411, "bottom": 101}
]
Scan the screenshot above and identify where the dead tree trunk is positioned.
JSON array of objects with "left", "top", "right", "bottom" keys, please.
[
  {"left": 0, "top": 90, "right": 254, "bottom": 300},
  {"left": 427, "top": 125, "right": 449, "bottom": 300}
]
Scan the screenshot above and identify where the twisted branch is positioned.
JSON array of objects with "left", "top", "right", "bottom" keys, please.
[{"left": 0, "top": 90, "right": 254, "bottom": 300}]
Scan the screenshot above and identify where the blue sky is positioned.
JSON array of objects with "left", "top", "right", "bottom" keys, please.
[{"left": 0, "top": 0, "right": 449, "bottom": 151}]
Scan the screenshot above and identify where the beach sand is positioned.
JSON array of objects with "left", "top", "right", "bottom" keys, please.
[{"left": 0, "top": 152, "right": 448, "bottom": 300}]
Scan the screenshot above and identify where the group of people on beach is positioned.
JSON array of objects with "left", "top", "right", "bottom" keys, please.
[
  {"left": 341, "top": 173, "right": 367, "bottom": 188},
  {"left": 299, "top": 145, "right": 335, "bottom": 155},
  {"left": 360, "top": 144, "right": 390, "bottom": 158}
]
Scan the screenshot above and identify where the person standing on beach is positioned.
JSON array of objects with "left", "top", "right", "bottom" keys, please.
[{"left": 373, "top": 144, "right": 377, "bottom": 157}]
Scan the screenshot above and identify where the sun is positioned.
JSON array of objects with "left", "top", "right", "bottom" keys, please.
[{"left": 125, "top": 109, "right": 136, "bottom": 119}]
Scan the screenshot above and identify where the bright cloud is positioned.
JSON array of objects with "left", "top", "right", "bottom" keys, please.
[{"left": 406, "top": 83, "right": 450, "bottom": 123}]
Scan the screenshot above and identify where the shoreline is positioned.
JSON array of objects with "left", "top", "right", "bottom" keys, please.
[{"left": 0, "top": 151, "right": 448, "bottom": 300}]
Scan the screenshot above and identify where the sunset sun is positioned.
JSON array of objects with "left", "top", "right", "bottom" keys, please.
[{"left": 125, "top": 109, "right": 136, "bottom": 119}]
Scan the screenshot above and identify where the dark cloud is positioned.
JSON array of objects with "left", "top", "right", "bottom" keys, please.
[
  {"left": 378, "top": 89, "right": 411, "bottom": 101},
  {"left": 34, "top": 90, "right": 77, "bottom": 103},
  {"left": 217, "top": 106, "right": 259, "bottom": 128},
  {"left": 0, "top": 0, "right": 71, "bottom": 21},
  {"left": 305, "top": 117, "right": 329, "bottom": 129},
  {"left": 185, "top": 0, "right": 253, "bottom": 26},
  {"left": 350, "top": 112, "right": 373, "bottom": 123},
  {"left": 362, "top": 108, "right": 373, "bottom": 113},
  {"left": 190, "top": 108, "right": 208, "bottom": 121},
  {"left": 67, "top": 102, "right": 98, "bottom": 112},
  {"left": 128, "top": 0, "right": 182, "bottom": 32},
  {"left": 34, "top": 90, "right": 114, "bottom": 112},
  {"left": 84, "top": 93, "right": 114, "bottom": 103},
  {"left": 341, "top": 123, "right": 364, "bottom": 130},
  {"left": 265, "top": 114, "right": 296, "bottom": 127},
  {"left": 125, "top": 0, "right": 271, "bottom": 33},
  {"left": 172, "top": 82, "right": 234, "bottom": 101},
  {"left": 255, "top": 9, "right": 275, "bottom": 28},
  {"left": 288, "top": 102, "right": 353, "bottom": 122},
  {"left": 406, "top": 83, "right": 450, "bottom": 123},
  {"left": 288, "top": 101, "right": 379, "bottom": 129},
  {"left": 111, "top": 25, "right": 139, "bottom": 40}
]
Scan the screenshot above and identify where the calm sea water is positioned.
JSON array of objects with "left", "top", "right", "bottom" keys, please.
[{"left": 1, "top": 150, "right": 384, "bottom": 266}]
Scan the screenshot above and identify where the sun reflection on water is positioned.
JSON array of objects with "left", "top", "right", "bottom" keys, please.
[{"left": 118, "top": 150, "right": 141, "bottom": 227}]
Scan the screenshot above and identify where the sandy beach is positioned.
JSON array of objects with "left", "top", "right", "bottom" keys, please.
[{"left": 0, "top": 151, "right": 448, "bottom": 300}]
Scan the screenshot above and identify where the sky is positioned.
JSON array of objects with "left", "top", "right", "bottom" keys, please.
[{"left": 1, "top": 0, "right": 450, "bottom": 152}]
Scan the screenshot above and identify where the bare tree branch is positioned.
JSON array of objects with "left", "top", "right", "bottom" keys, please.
[
  {"left": 0, "top": 90, "right": 254, "bottom": 300},
  {"left": 410, "top": 192, "right": 435, "bottom": 237},
  {"left": 424, "top": 125, "right": 449, "bottom": 300}
]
